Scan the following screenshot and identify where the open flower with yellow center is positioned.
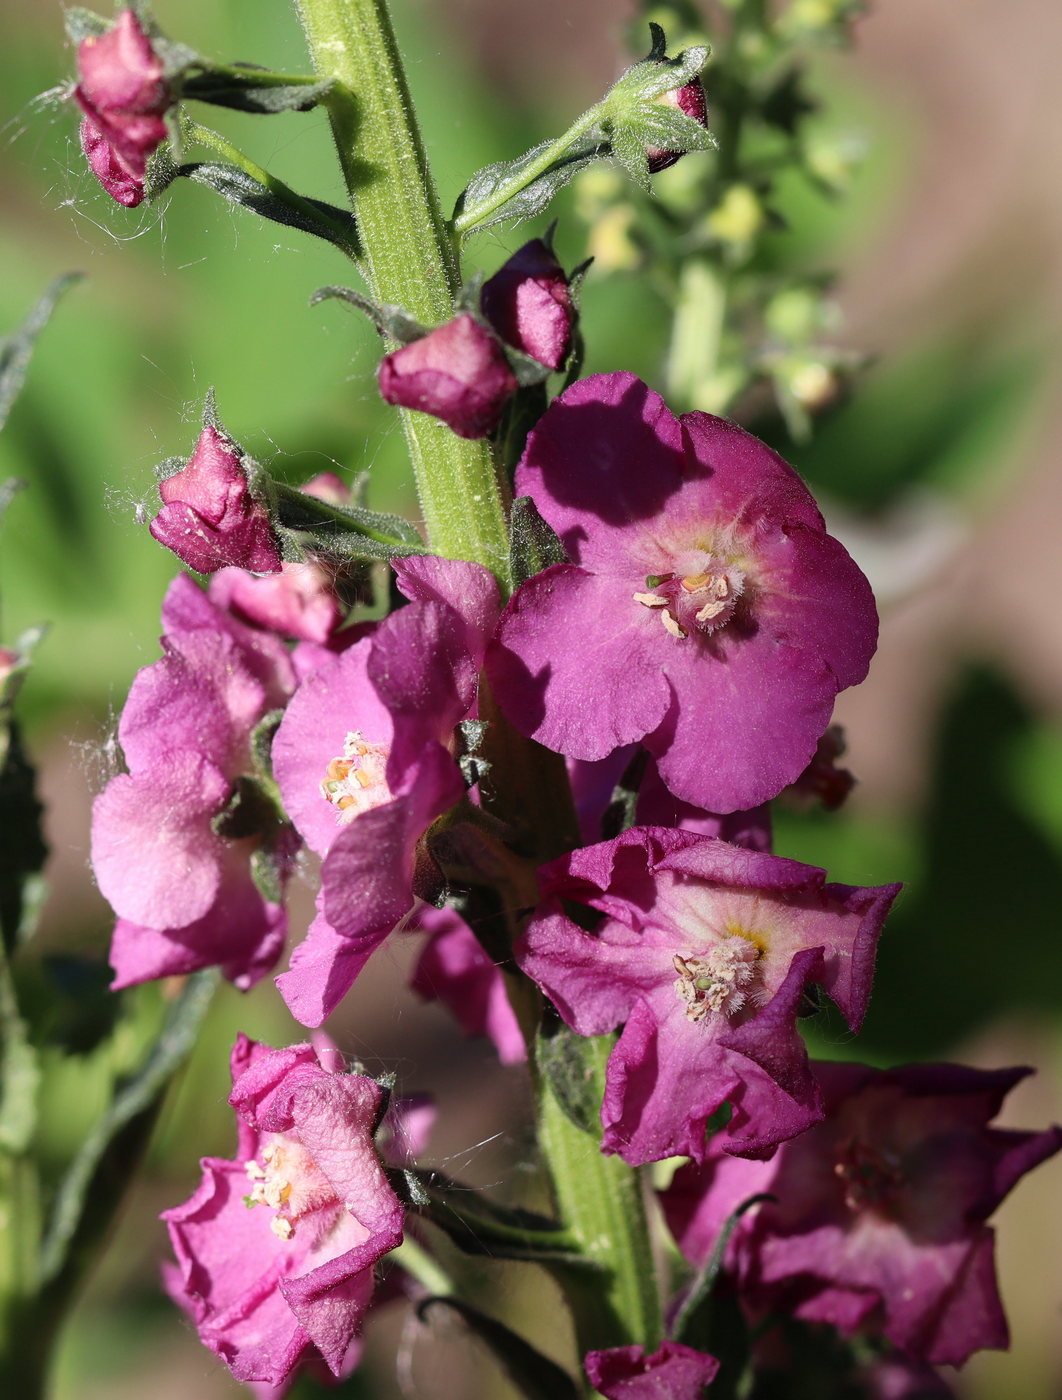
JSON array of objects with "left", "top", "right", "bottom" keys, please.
[
  {"left": 518, "top": 826, "right": 899, "bottom": 1165},
  {"left": 487, "top": 372, "right": 877, "bottom": 813}
]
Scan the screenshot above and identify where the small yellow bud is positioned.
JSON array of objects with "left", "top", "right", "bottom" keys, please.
[{"left": 704, "top": 184, "right": 765, "bottom": 250}]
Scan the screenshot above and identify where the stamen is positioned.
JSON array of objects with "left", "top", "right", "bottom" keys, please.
[
  {"left": 661, "top": 611, "right": 688, "bottom": 639},
  {"left": 320, "top": 730, "right": 391, "bottom": 825},
  {"left": 673, "top": 938, "right": 760, "bottom": 1021}
]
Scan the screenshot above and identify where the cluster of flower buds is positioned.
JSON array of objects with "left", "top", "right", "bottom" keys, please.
[{"left": 378, "top": 237, "right": 577, "bottom": 438}]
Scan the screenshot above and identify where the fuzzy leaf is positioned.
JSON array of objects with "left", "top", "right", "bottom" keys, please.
[
  {"left": 454, "top": 138, "right": 605, "bottom": 233},
  {"left": 509, "top": 496, "right": 568, "bottom": 587},
  {"left": 181, "top": 69, "right": 333, "bottom": 115},
  {"left": 63, "top": 6, "right": 109, "bottom": 43},
  {"left": 175, "top": 161, "right": 358, "bottom": 253},
  {"left": 536, "top": 1017, "right": 601, "bottom": 1135},
  {"left": 274, "top": 486, "right": 425, "bottom": 559}
]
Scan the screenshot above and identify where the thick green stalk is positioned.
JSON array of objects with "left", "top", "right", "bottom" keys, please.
[
  {"left": 537, "top": 1037, "right": 662, "bottom": 1358},
  {"left": 294, "top": 0, "right": 511, "bottom": 578}
]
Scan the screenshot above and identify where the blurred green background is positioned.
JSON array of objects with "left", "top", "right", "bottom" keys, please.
[{"left": 2, "top": 0, "right": 1061, "bottom": 1395}]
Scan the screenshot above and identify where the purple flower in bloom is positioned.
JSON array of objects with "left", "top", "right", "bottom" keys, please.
[
  {"left": 163, "top": 1035, "right": 404, "bottom": 1391},
  {"left": 662, "top": 1061, "right": 1062, "bottom": 1367},
  {"left": 518, "top": 827, "right": 898, "bottom": 1164},
  {"left": 486, "top": 374, "right": 877, "bottom": 813},
  {"left": 647, "top": 78, "right": 709, "bottom": 173},
  {"left": 378, "top": 314, "right": 517, "bottom": 439},
  {"left": 150, "top": 424, "right": 283, "bottom": 575},
  {"left": 272, "top": 555, "right": 500, "bottom": 1025},
  {"left": 410, "top": 904, "right": 526, "bottom": 1065},
  {"left": 585, "top": 1341, "right": 718, "bottom": 1398},
  {"left": 481, "top": 238, "right": 574, "bottom": 370},
  {"left": 74, "top": 10, "right": 170, "bottom": 202},
  {"left": 92, "top": 574, "right": 297, "bottom": 989}
]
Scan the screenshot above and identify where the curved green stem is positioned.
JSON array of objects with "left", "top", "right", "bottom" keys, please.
[{"left": 453, "top": 107, "right": 604, "bottom": 237}]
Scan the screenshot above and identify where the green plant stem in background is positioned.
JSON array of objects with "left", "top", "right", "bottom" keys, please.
[{"left": 294, "top": 0, "right": 512, "bottom": 581}]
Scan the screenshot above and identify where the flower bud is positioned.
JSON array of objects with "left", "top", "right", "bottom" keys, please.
[
  {"left": 74, "top": 10, "right": 171, "bottom": 200},
  {"left": 481, "top": 239, "right": 574, "bottom": 371},
  {"left": 150, "top": 425, "right": 283, "bottom": 575},
  {"left": 646, "top": 77, "right": 708, "bottom": 173},
  {"left": 378, "top": 313, "right": 517, "bottom": 439}
]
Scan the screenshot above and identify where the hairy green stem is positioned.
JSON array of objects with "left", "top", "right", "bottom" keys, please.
[
  {"left": 536, "top": 1037, "right": 662, "bottom": 1356},
  {"left": 294, "top": 0, "right": 511, "bottom": 578}
]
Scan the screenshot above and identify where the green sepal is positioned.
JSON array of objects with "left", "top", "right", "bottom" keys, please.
[
  {"left": 453, "top": 137, "right": 606, "bottom": 234},
  {"left": 180, "top": 68, "right": 333, "bottom": 115},
  {"left": 535, "top": 1015, "right": 601, "bottom": 1136},
  {"left": 416, "top": 1296, "right": 581, "bottom": 1400},
  {"left": 273, "top": 481, "right": 426, "bottom": 561},
  {"left": 309, "top": 285, "right": 425, "bottom": 344},
  {"left": 170, "top": 159, "right": 359, "bottom": 254},
  {"left": 0, "top": 276, "right": 83, "bottom": 436},
  {"left": 610, "top": 122, "right": 653, "bottom": 192},
  {"left": 62, "top": 7, "right": 108, "bottom": 43},
  {"left": 669, "top": 1192, "right": 775, "bottom": 1344},
  {"left": 250, "top": 708, "right": 285, "bottom": 784},
  {"left": 211, "top": 775, "right": 283, "bottom": 842},
  {"left": 508, "top": 496, "right": 567, "bottom": 588}
]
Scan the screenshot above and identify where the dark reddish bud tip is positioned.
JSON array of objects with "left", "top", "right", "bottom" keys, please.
[
  {"left": 378, "top": 314, "right": 518, "bottom": 439},
  {"left": 481, "top": 239, "right": 575, "bottom": 371},
  {"left": 647, "top": 77, "right": 708, "bottom": 173},
  {"left": 149, "top": 425, "right": 283, "bottom": 575}
]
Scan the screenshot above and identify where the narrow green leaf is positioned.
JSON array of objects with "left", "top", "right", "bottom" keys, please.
[
  {"left": 181, "top": 70, "right": 334, "bottom": 115},
  {"left": 454, "top": 140, "right": 605, "bottom": 234},
  {"left": 0, "top": 275, "right": 83, "bottom": 435},
  {"left": 37, "top": 969, "right": 218, "bottom": 1286},
  {"left": 175, "top": 161, "right": 359, "bottom": 253},
  {"left": 310, "top": 284, "right": 426, "bottom": 344},
  {"left": 274, "top": 483, "right": 426, "bottom": 558},
  {"left": 535, "top": 1017, "right": 601, "bottom": 1136}
]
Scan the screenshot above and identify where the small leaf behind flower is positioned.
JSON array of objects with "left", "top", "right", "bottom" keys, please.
[
  {"left": 509, "top": 496, "right": 568, "bottom": 587},
  {"left": 417, "top": 1297, "right": 581, "bottom": 1400}
]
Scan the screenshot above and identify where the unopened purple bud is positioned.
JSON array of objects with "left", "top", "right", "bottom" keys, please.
[
  {"left": 480, "top": 239, "right": 574, "bottom": 371},
  {"left": 75, "top": 10, "right": 170, "bottom": 197},
  {"left": 378, "top": 314, "right": 517, "bottom": 439},
  {"left": 79, "top": 117, "right": 145, "bottom": 207},
  {"left": 150, "top": 426, "right": 282, "bottom": 575},
  {"left": 76, "top": 10, "right": 167, "bottom": 116},
  {"left": 647, "top": 78, "right": 708, "bottom": 173}
]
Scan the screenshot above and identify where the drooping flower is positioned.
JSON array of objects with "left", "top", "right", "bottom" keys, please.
[
  {"left": 480, "top": 238, "right": 574, "bottom": 370},
  {"left": 518, "top": 826, "right": 898, "bottom": 1164},
  {"left": 150, "top": 424, "right": 283, "bottom": 575},
  {"left": 410, "top": 903, "right": 526, "bottom": 1064},
  {"left": 162, "top": 1035, "right": 405, "bottom": 1392},
  {"left": 486, "top": 373, "right": 877, "bottom": 813},
  {"left": 378, "top": 314, "right": 518, "bottom": 439},
  {"left": 74, "top": 10, "right": 171, "bottom": 203},
  {"left": 646, "top": 77, "right": 709, "bottom": 173},
  {"left": 271, "top": 555, "right": 500, "bottom": 1025},
  {"left": 662, "top": 1061, "right": 1062, "bottom": 1367},
  {"left": 584, "top": 1341, "right": 719, "bottom": 1398},
  {"left": 92, "top": 574, "right": 297, "bottom": 988}
]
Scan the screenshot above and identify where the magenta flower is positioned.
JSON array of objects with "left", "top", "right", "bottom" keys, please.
[
  {"left": 150, "top": 424, "right": 283, "bottom": 575},
  {"left": 518, "top": 827, "right": 898, "bottom": 1164},
  {"left": 74, "top": 10, "right": 170, "bottom": 200},
  {"left": 480, "top": 238, "right": 574, "bottom": 370},
  {"left": 163, "top": 1034, "right": 404, "bottom": 1391},
  {"left": 92, "top": 574, "right": 297, "bottom": 989},
  {"left": 647, "top": 77, "right": 709, "bottom": 173},
  {"left": 272, "top": 555, "right": 500, "bottom": 1024},
  {"left": 486, "top": 373, "right": 877, "bottom": 813},
  {"left": 662, "top": 1061, "right": 1062, "bottom": 1367},
  {"left": 584, "top": 1341, "right": 719, "bottom": 1398},
  {"left": 378, "top": 314, "right": 517, "bottom": 439},
  {"left": 410, "top": 904, "right": 526, "bottom": 1065}
]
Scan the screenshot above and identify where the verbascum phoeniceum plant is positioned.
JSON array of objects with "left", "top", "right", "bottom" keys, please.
[{"left": 0, "top": 2, "right": 1058, "bottom": 1397}]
